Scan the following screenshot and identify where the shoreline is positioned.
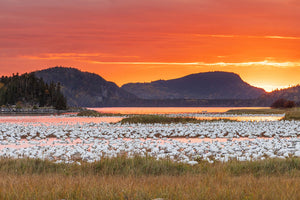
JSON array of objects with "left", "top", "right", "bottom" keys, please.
[{"left": 0, "top": 107, "right": 84, "bottom": 115}]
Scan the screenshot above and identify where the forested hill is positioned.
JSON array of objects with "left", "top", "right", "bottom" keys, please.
[
  {"left": 35, "top": 67, "right": 137, "bottom": 107},
  {"left": 122, "top": 71, "right": 266, "bottom": 99},
  {"left": 257, "top": 85, "right": 300, "bottom": 106},
  {"left": 0, "top": 73, "right": 67, "bottom": 110}
]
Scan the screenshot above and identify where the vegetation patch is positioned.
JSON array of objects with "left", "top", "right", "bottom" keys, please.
[
  {"left": 121, "top": 115, "right": 198, "bottom": 124},
  {"left": 120, "top": 115, "right": 235, "bottom": 124},
  {"left": 282, "top": 108, "right": 300, "bottom": 120},
  {"left": 77, "top": 110, "right": 122, "bottom": 117},
  {"left": 1, "top": 156, "right": 300, "bottom": 177},
  {"left": 1, "top": 157, "right": 300, "bottom": 199},
  {"left": 226, "top": 158, "right": 300, "bottom": 176},
  {"left": 271, "top": 98, "right": 297, "bottom": 109},
  {"left": 226, "top": 108, "right": 286, "bottom": 114}
]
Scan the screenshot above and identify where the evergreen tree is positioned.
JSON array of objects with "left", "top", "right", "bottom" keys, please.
[{"left": 0, "top": 72, "right": 67, "bottom": 109}]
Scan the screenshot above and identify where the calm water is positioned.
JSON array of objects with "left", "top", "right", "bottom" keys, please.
[
  {"left": 90, "top": 107, "right": 269, "bottom": 114},
  {"left": 0, "top": 116, "right": 123, "bottom": 124},
  {"left": 0, "top": 107, "right": 283, "bottom": 123}
]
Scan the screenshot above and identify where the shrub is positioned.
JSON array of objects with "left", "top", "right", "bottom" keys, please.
[
  {"left": 284, "top": 100, "right": 296, "bottom": 108},
  {"left": 271, "top": 98, "right": 296, "bottom": 108}
]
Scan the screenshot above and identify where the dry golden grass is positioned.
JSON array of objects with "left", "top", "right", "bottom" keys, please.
[
  {"left": 226, "top": 108, "right": 286, "bottom": 114},
  {"left": 0, "top": 173, "right": 299, "bottom": 199},
  {"left": 120, "top": 115, "right": 236, "bottom": 124},
  {"left": 0, "top": 157, "right": 300, "bottom": 199},
  {"left": 283, "top": 108, "right": 300, "bottom": 120}
]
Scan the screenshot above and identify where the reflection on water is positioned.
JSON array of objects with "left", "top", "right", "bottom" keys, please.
[
  {"left": 91, "top": 107, "right": 269, "bottom": 114},
  {"left": 195, "top": 116, "right": 283, "bottom": 121},
  {"left": 0, "top": 107, "right": 283, "bottom": 124},
  {"left": 0, "top": 116, "right": 123, "bottom": 124},
  {"left": 0, "top": 115, "right": 282, "bottom": 124}
]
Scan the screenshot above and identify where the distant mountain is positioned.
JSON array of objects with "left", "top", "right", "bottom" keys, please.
[
  {"left": 121, "top": 71, "right": 266, "bottom": 99},
  {"left": 35, "top": 67, "right": 137, "bottom": 107},
  {"left": 258, "top": 85, "right": 300, "bottom": 106}
]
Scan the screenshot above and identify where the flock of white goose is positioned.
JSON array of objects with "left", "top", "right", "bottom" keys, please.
[{"left": 0, "top": 114, "right": 300, "bottom": 164}]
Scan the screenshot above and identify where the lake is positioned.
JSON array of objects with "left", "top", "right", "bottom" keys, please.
[
  {"left": 90, "top": 107, "right": 269, "bottom": 114},
  {"left": 0, "top": 107, "right": 283, "bottom": 123}
]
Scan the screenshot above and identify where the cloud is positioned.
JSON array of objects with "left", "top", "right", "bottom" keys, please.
[
  {"left": 194, "top": 34, "right": 300, "bottom": 40},
  {"left": 21, "top": 53, "right": 139, "bottom": 60},
  {"left": 21, "top": 53, "right": 300, "bottom": 69},
  {"left": 84, "top": 60, "right": 300, "bottom": 69}
]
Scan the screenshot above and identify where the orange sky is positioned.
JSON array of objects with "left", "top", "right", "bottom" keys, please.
[{"left": 1, "top": 0, "right": 300, "bottom": 92}]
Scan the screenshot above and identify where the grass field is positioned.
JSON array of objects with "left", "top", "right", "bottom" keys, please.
[
  {"left": 283, "top": 108, "right": 300, "bottom": 120},
  {"left": 225, "top": 108, "right": 286, "bottom": 114},
  {"left": 0, "top": 157, "right": 300, "bottom": 199},
  {"left": 77, "top": 110, "right": 123, "bottom": 117},
  {"left": 120, "top": 115, "right": 235, "bottom": 124}
]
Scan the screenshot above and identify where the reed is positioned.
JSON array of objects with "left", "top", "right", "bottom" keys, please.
[
  {"left": 282, "top": 109, "right": 300, "bottom": 120},
  {"left": 1, "top": 156, "right": 300, "bottom": 176},
  {"left": 226, "top": 108, "right": 285, "bottom": 114},
  {"left": 120, "top": 115, "right": 235, "bottom": 124},
  {"left": 1, "top": 157, "right": 300, "bottom": 199},
  {"left": 77, "top": 110, "right": 122, "bottom": 117}
]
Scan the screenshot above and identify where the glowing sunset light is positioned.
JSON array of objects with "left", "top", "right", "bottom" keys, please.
[
  {"left": 0, "top": 0, "right": 299, "bottom": 92},
  {"left": 194, "top": 34, "right": 300, "bottom": 40},
  {"left": 253, "top": 85, "right": 293, "bottom": 93}
]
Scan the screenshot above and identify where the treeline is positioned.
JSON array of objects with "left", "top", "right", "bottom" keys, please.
[
  {"left": 0, "top": 73, "right": 67, "bottom": 110},
  {"left": 95, "top": 98, "right": 300, "bottom": 107},
  {"left": 98, "top": 98, "right": 258, "bottom": 107},
  {"left": 271, "top": 98, "right": 299, "bottom": 109}
]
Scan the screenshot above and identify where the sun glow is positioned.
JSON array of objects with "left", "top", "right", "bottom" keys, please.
[
  {"left": 251, "top": 85, "right": 292, "bottom": 92},
  {"left": 23, "top": 54, "right": 299, "bottom": 69}
]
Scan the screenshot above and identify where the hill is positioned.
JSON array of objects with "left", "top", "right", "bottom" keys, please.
[
  {"left": 257, "top": 85, "right": 300, "bottom": 106},
  {"left": 121, "top": 71, "right": 266, "bottom": 99},
  {"left": 35, "top": 67, "right": 137, "bottom": 107}
]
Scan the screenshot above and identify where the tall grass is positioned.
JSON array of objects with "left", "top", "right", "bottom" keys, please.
[
  {"left": 120, "top": 115, "right": 199, "bottom": 124},
  {"left": 1, "top": 156, "right": 300, "bottom": 176},
  {"left": 120, "top": 115, "right": 235, "bottom": 124},
  {"left": 1, "top": 157, "right": 300, "bottom": 199},
  {"left": 226, "top": 108, "right": 286, "bottom": 114},
  {"left": 282, "top": 109, "right": 300, "bottom": 120},
  {"left": 77, "top": 110, "right": 122, "bottom": 117}
]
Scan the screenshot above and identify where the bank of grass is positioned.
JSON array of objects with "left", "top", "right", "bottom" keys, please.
[
  {"left": 1, "top": 156, "right": 300, "bottom": 177},
  {"left": 120, "top": 115, "right": 235, "bottom": 124},
  {"left": 1, "top": 157, "right": 300, "bottom": 199},
  {"left": 282, "top": 108, "right": 300, "bottom": 120},
  {"left": 226, "top": 108, "right": 286, "bottom": 114},
  {"left": 77, "top": 110, "right": 123, "bottom": 117},
  {"left": 226, "top": 107, "right": 300, "bottom": 121}
]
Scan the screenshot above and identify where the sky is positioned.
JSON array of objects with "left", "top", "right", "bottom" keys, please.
[{"left": 0, "top": 0, "right": 300, "bottom": 92}]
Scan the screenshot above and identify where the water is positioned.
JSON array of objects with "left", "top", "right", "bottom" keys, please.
[
  {"left": 0, "top": 115, "right": 123, "bottom": 124},
  {"left": 91, "top": 107, "right": 269, "bottom": 114},
  {"left": 90, "top": 107, "right": 282, "bottom": 121},
  {"left": 0, "top": 107, "right": 283, "bottom": 123}
]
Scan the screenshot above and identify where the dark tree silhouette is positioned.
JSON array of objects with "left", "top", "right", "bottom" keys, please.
[
  {"left": 0, "top": 72, "right": 67, "bottom": 109},
  {"left": 271, "top": 98, "right": 296, "bottom": 108}
]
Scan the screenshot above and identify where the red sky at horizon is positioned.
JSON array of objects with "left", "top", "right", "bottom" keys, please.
[{"left": 1, "top": 0, "right": 300, "bottom": 92}]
